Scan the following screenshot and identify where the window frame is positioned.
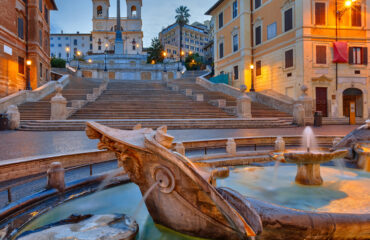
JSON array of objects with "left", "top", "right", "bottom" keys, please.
[
  {"left": 314, "top": 1, "right": 327, "bottom": 26},
  {"left": 256, "top": 60, "right": 262, "bottom": 76},
  {"left": 233, "top": 65, "right": 239, "bottom": 80},
  {"left": 267, "top": 22, "right": 277, "bottom": 40},
  {"left": 283, "top": 7, "right": 294, "bottom": 33},
  {"left": 219, "top": 41, "right": 224, "bottom": 59},
  {"left": 218, "top": 12, "right": 224, "bottom": 29},
  {"left": 284, "top": 49, "right": 294, "bottom": 69},
  {"left": 255, "top": 25, "right": 262, "bottom": 46},
  {"left": 314, "top": 44, "right": 328, "bottom": 66},
  {"left": 17, "top": 17, "right": 24, "bottom": 40},
  {"left": 351, "top": 3, "right": 362, "bottom": 27},
  {"left": 232, "top": 33, "right": 239, "bottom": 52},
  {"left": 254, "top": 0, "right": 262, "bottom": 10},
  {"left": 232, "top": 1, "right": 238, "bottom": 19},
  {"left": 18, "top": 57, "right": 25, "bottom": 75}
]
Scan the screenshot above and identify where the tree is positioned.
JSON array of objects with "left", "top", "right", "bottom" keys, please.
[
  {"left": 185, "top": 53, "right": 203, "bottom": 70},
  {"left": 175, "top": 6, "right": 190, "bottom": 63},
  {"left": 51, "top": 57, "right": 66, "bottom": 68},
  {"left": 147, "top": 37, "right": 164, "bottom": 63}
]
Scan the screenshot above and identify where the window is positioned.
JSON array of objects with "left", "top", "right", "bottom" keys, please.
[
  {"left": 39, "top": 0, "right": 42, "bottom": 12},
  {"left": 74, "top": 39, "right": 78, "bottom": 46},
  {"left": 44, "top": 6, "right": 48, "bottom": 23},
  {"left": 58, "top": 37, "right": 61, "bottom": 40},
  {"left": 316, "top": 45, "right": 326, "bottom": 64},
  {"left": 90, "top": 44, "right": 93, "bottom": 50},
  {"left": 284, "top": 8, "right": 293, "bottom": 32},
  {"left": 131, "top": 6, "right": 137, "bottom": 17},
  {"left": 39, "top": 30, "right": 42, "bottom": 46},
  {"left": 66, "top": 37, "right": 69, "bottom": 40},
  {"left": 51, "top": 44, "right": 54, "bottom": 47},
  {"left": 349, "top": 47, "right": 368, "bottom": 65},
  {"left": 18, "top": 18, "right": 24, "bottom": 39},
  {"left": 218, "top": 12, "right": 224, "bottom": 29},
  {"left": 255, "top": 0, "right": 261, "bottom": 9},
  {"left": 285, "top": 49, "right": 294, "bottom": 68},
  {"left": 219, "top": 42, "right": 224, "bottom": 58},
  {"left": 58, "top": 44, "right": 62, "bottom": 47},
  {"left": 133, "top": 45, "right": 136, "bottom": 50},
  {"left": 98, "top": 46, "right": 101, "bottom": 50},
  {"left": 233, "top": 66, "right": 239, "bottom": 80},
  {"left": 255, "top": 26, "right": 261, "bottom": 45},
  {"left": 352, "top": 4, "right": 361, "bottom": 27},
  {"left": 256, "top": 61, "right": 261, "bottom": 76},
  {"left": 58, "top": 52, "right": 61, "bottom": 58},
  {"left": 267, "top": 22, "right": 277, "bottom": 40},
  {"left": 233, "top": 1, "right": 238, "bottom": 18},
  {"left": 18, "top": 57, "right": 24, "bottom": 74},
  {"left": 39, "top": 63, "right": 43, "bottom": 78},
  {"left": 315, "top": 2, "right": 325, "bottom": 25},
  {"left": 97, "top": 6, "right": 103, "bottom": 16},
  {"left": 233, "top": 34, "right": 238, "bottom": 52}
]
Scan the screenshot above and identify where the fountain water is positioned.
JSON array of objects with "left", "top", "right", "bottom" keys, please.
[{"left": 302, "top": 126, "right": 318, "bottom": 153}]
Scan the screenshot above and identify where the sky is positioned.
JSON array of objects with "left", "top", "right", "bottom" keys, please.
[{"left": 51, "top": 0, "right": 215, "bottom": 47}]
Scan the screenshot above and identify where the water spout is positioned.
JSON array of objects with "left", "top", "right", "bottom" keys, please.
[{"left": 302, "top": 127, "right": 317, "bottom": 153}]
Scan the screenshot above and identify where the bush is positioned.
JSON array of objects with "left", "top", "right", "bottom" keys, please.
[{"left": 51, "top": 58, "right": 66, "bottom": 68}]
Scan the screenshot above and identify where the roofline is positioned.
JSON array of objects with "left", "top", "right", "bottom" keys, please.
[
  {"left": 50, "top": 33, "right": 91, "bottom": 36},
  {"left": 161, "top": 22, "right": 208, "bottom": 34},
  {"left": 205, "top": 0, "right": 225, "bottom": 15},
  {"left": 50, "top": 0, "right": 58, "bottom": 10}
]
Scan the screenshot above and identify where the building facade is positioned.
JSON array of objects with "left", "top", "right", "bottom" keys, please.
[
  {"left": 50, "top": 32, "right": 92, "bottom": 60},
  {"left": 0, "top": 0, "right": 57, "bottom": 97},
  {"left": 159, "top": 22, "right": 210, "bottom": 61},
  {"left": 91, "top": 0, "right": 143, "bottom": 55},
  {"left": 207, "top": 0, "right": 370, "bottom": 119}
]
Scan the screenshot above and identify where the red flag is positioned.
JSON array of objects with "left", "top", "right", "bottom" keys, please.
[{"left": 333, "top": 42, "right": 348, "bottom": 63}]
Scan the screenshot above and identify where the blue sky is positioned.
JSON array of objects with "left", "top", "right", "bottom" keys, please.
[{"left": 51, "top": 0, "right": 214, "bottom": 47}]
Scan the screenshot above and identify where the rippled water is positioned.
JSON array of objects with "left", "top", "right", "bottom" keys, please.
[{"left": 18, "top": 165, "right": 370, "bottom": 239}]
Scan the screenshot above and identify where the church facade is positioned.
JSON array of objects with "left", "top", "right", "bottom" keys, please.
[{"left": 91, "top": 0, "right": 143, "bottom": 55}]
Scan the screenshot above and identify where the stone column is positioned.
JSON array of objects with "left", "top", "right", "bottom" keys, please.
[
  {"left": 6, "top": 105, "right": 20, "bottom": 130},
  {"left": 237, "top": 94, "right": 252, "bottom": 119},
  {"left": 50, "top": 84, "right": 68, "bottom": 120},
  {"left": 114, "top": 0, "right": 124, "bottom": 55}
]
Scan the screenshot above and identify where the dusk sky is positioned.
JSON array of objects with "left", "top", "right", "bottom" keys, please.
[{"left": 51, "top": 0, "right": 215, "bottom": 47}]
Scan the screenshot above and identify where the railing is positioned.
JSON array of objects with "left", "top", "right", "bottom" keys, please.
[{"left": 0, "top": 160, "right": 116, "bottom": 207}]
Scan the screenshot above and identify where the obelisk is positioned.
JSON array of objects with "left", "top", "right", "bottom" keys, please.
[{"left": 114, "top": 0, "right": 124, "bottom": 54}]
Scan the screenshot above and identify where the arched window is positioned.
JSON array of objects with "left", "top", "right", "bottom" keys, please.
[
  {"left": 97, "top": 6, "right": 103, "bottom": 16},
  {"left": 131, "top": 6, "right": 137, "bottom": 17}
]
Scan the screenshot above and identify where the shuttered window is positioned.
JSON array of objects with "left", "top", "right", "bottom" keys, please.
[
  {"left": 316, "top": 45, "right": 326, "bottom": 64},
  {"left": 18, "top": 18, "right": 24, "bottom": 39},
  {"left": 349, "top": 47, "right": 367, "bottom": 65},
  {"left": 255, "top": 0, "right": 261, "bottom": 9},
  {"left": 219, "top": 42, "right": 224, "bottom": 59},
  {"left": 234, "top": 66, "right": 239, "bottom": 80},
  {"left": 315, "top": 2, "right": 325, "bottom": 25},
  {"left": 256, "top": 61, "right": 262, "bottom": 76},
  {"left": 218, "top": 12, "right": 224, "bottom": 29},
  {"left": 18, "top": 57, "right": 25, "bottom": 74},
  {"left": 255, "top": 26, "right": 261, "bottom": 45},
  {"left": 285, "top": 49, "right": 294, "bottom": 68},
  {"left": 284, "top": 8, "right": 293, "bottom": 32},
  {"left": 352, "top": 4, "right": 361, "bottom": 27}
]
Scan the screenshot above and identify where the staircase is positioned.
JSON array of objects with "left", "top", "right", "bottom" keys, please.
[{"left": 18, "top": 76, "right": 102, "bottom": 120}]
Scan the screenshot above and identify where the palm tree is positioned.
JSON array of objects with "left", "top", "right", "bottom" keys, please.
[{"left": 175, "top": 6, "right": 190, "bottom": 65}]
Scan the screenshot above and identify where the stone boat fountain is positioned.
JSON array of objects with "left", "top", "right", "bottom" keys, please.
[{"left": 82, "top": 121, "right": 370, "bottom": 240}]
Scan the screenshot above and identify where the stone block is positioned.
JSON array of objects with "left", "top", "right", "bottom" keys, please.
[
  {"left": 210, "top": 99, "right": 226, "bottom": 108},
  {"left": 293, "top": 104, "right": 305, "bottom": 126},
  {"left": 87, "top": 94, "right": 95, "bottom": 102},
  {"left": 47, "top": 162, "right": 65, "bottom": 192},
  {"left": 175, "top": 142, "right": 185, "bottom": 155},
  {"left": 93, "top": 88, "right": 100, "bottom": 97},
  {"left": 162, "top": 72, "right": 168, "bottom": 82},
  {"left": 176, "top": 71, "right": 182, "bottom": 79},
  {"left": 185, "top": 89, "right": 193, "bottom": 96},
  {"left": 226, "top": 138, "right": 236, "bottom": 155},
  {"left": 195, "top": 94, "right": 204, "bottom": 102},
  {"left": 236, "top": 95, "right": 252, "bottom": 119},
  {"left": 6, "top": 105, "right": 20, "bottom": 130},
  {"left": 50, "top": 85, "right": 68, "bottom": 120}
]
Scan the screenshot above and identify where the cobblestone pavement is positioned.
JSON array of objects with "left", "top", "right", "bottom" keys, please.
[{"left": 0, "top": 125, "right": 359, "bottom": 161}]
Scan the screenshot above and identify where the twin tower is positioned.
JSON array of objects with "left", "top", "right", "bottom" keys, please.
[{"left": 92, "top": 0, "right": 142, "bottom": 20}]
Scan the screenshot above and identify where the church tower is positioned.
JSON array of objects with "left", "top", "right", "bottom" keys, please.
[
  {"left": 93, "top": 0, "right": 110, "bottom": 19},
  {"left": 126, "top": 0, "right": 142, "bottom": 19}
]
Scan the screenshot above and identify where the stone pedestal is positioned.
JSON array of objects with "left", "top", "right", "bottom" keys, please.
[
  {"left": 195, "top": 94, "right": 204, "bottom": 102},
  {"left": 185, "top": 89, "right": 193, "bottom": 96},
  {"left": 47, "top": 162, "right": 65, "bottom": 192},
  {"left": 6, "top": 105, "right": 20, "bottom": 130},
  {"left": 275, "top": 137, "right": 285, "bottom": 152},
  {"left": 295, "top": 163, "right": 323, "bottom": 185},
  {"left": 237, "top": 95, "right": 252, "bottom": 119},
  {"left": 296, "top": 85, "right": 314, "bottom": 123},
  {"left": 114, "top": 39, "right": 124, "bottom": 55},
  {"left": 226, "top": 138, "right": 236, "bottom": 155},
  {"left": 293, "top": 104, "right": 305, "bottom": 126},
  {"left": 50, "top": 85, "right": 68, "bottom": 120},
  {"left": 163, "top": 72, "right": 168, "bottom": 82},
  {"left": 176, "top": 71, "right": 182, "bottom": 79},
  {"left": 175, "top": 142, "right": 185, "bottom": 155}
]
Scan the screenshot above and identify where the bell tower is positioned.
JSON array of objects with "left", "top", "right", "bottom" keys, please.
[
  {"left": 126, "top": 0, "right": 142, "bottom": 19},
  {"left": 93, "top": 0, "right": 110, "bottom": 19}
]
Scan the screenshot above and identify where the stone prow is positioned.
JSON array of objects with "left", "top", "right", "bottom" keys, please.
[
  {"left": 218, "top": 188, "right": 370, "bottom": 240},
  {"left": 85, "top": 121, "right": 259, "bottom": 239}
]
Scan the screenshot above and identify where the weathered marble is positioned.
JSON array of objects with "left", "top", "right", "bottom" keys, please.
[
  {"left": 237, "top": 95, "right": 252, "bottom": 119},
  {"left": 274, "top": 137, "right": 285, "bottom": 152},
  {"left": 6, "top": 105, "right": 20, "bottom": 130},
  {"left": 47, "top": 162, "right": 65, "bottom": 192},
  {"left": 50, "top": 85, "right": 67, "bottom": 120}
]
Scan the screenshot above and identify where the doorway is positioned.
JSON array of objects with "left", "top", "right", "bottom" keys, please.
[
  {"left": 343, "top": 88, "right": 363, "bottom": 117},
  {"left": 315, "top": 87, "right": 328, "bottom": 117}
]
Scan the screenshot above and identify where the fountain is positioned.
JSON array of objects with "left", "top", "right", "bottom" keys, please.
[{"left": 79, "top": 121, "right": 369, "bottom": 239}]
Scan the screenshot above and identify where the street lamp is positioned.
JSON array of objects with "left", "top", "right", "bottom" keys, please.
[
  {"left": 250, "top": 64, "right": 255, "bottom": 92},
  {"left": 178, "top": 50, "right": 185, "bottom": 71},
  {"left": 151, "top": 60, "right": 156, "bottom": 65},
  {"left": 104, "top": 43, "right": 109, "bottom": 72},
  {"left": 136, "top": 43, "right": 140, "bottom": 54},
  {"left": 26, "top": 60, "right": 32, "bottom": 90},
  {"left": 88, "top": 59, "right": 92, "bottom": 63},
  {"left": 76, "top": 51, "right": 81, "bottom": 70},
  {"left": 65, "top": 47, "right": 70, "bottom": 63},
  {"left": 162, "top": 51, "right": 167, "bottom": 72}
]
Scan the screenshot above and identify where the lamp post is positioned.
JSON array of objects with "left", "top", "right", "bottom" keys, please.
[
  {"left": 104, "top": 43, "right": 109, "bottom": 72},
  {"left": 136, "top": 44, "right": 140, "bottom": 55},
  {"left": 26, "top": 60, "right": 32, "bottom": 90},
  {"left": 250, "top": 64, "right": 255, "bottom": 92},
  {"left": 178, "top": 50, "right": 185, "bottom": 71},
  {"left": 76, "top": 51, "right": 81, "bottom": 70},
  {"left": 162, "top": 51, "right": 167, "bottom": 72},
  {"left": 65, "top": 47, "right": 70, "bottom": 64}
]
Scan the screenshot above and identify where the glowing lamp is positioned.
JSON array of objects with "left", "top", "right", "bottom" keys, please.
[
  {"left": 250, "top": 64, "right": 254, "bottom": 70},
  {"left": 26, "top": 60, "right": 32, "bottom": 66}
]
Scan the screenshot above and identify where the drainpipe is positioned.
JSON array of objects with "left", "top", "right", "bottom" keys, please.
[
  {"left": 25, "top": 0, "right": 31, "bottom": 90},
  {"left": 335, "top": 0, "right": 338, "bottom": 91},
  {"left": 249, "top": 0, "right": 255, "bottom": 92}
]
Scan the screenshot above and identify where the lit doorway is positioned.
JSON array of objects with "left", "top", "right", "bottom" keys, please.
[{"left": 343, "top": 88, "right": 363, "bottom": 117}]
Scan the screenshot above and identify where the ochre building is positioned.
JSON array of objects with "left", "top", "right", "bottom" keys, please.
[
  {"left": 0, "top": 0, "right": 57, "bottom": 97},
  {"left": 206, "top": 0, "right": 369, "bottom": 119}
]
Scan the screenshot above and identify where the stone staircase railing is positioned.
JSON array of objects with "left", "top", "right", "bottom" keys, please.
[{"left": 0, "top": 74, "right": 70, "bottom": 114}]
